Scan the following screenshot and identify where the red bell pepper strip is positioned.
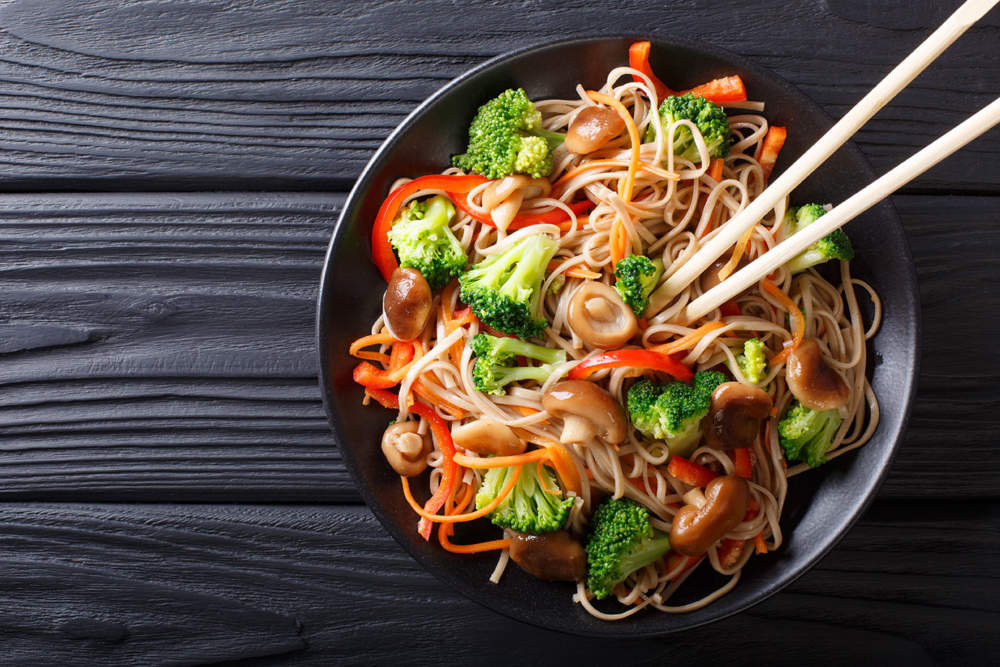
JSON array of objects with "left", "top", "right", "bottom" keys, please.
[
  {"left": 568, "top": 349, "right": 693, "bottom": 383},
  {"left": 371, "top": 174, "right": 488, "bottom": 282},
  {"left": 365, "top": 387, "right": 459, "bottom": 540},
  {"left": 666, "top": 455, "right": 718, "bottom": 487},
  {"left": 719, "top": 300, "right": 741, "bottom": 317},
  {"left": 757, "top": 126, "right": 787, "bottom": 181},
  {"left": 717, "top": 537, "right": 746, "bottom": 568},
  {"left": 682, "top": 75, "right": 747, "bottom": 104},
  {"left": 351, "top": 342, "right": 415, "bottom": 389},
  {"left": 448, "top": 191, "right": 595, "bottom": 231},
  {"left": 732, "top": 447, "right": 753, "bottom": 479},
  {"left": 662, "top": 552, "right": 703, "bottom": 579},
  {"left": 353, "top": 361, "right": 398, "bottom": 389},
  {"left": 628, "top": 41, "right": 675, "bottom": 100}
]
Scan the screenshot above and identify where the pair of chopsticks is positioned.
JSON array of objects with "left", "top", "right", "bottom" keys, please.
[{"left": 649, "top": 0, "right": 999, "bottom": 324}]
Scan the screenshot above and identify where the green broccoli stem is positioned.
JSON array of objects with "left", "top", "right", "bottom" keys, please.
[
  {"left": 534, "top": 128, "right": 566, "bottom": 149},
  {"left": 486, "top": 336, "right": 565, "bottom": 365},
  {"left": 618, "top": 531, "right": 673, "bottom": 578}
]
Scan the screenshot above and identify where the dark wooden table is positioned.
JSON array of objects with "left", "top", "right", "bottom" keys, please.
[{"left": 0, "top": 0, "right": 997, "bottom": 664}]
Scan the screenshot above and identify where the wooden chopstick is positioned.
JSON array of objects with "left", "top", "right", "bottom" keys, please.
[
  {"left": 647, "top": 0, "right": 997, "bottom": 314},
  {"left": 684, "top": 96, "right": 1000, "bottom": 324}
]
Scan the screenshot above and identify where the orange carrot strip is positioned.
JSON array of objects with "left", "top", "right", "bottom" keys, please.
[
  {"left": 536, "top": 460, "right": 559, "bottom": 495},
  {"left": 718, "top": 223, "right": 757, "bottom": 282},
  {"left": 454, "top": 449, "right": 551, "bottom": 469},
  {"left": 545, "top": 443, "right": 582, "bottom": 496},
  {"left": 649, "top": 321, "right": 726, "bottom": 356},
  {"left": 552, "top": 159, "right": 678, "bottom": 194},
  {"left": 761, "top": 278, "right": 804, "bottom": 366},
  {"left": 411, "top": 379, "right": 466, "bottom": 419},
  {"left": 610, "top": 219, "right": 628, "bottom": 266},
  {"left": 708, "top": 157, "right": 724, "bottom": 181},
  {"left": 754, "top": 533, "right": 769, "bottom": 555},
  {"left": 349, "top": 333, "right": 396, "bottom": 364},
  {"left": 401, "top": 465, "right": 521, "bottom": 523},
  {"left": 586, "top": 91, "right": 640, "bottom": 202},
  {"left": 547, "top": 260, "right": 601, "bottom": 281}
]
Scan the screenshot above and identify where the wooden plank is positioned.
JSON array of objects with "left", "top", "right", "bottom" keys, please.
[
  {"left": 0, "top": 501, "right": 995, "bottom": 664},
  {"left": 0, "top": 0, "right": 996, "bottom": 192},
  {"left": 0, "top": 192, "right": 994, "bottom": 501}
]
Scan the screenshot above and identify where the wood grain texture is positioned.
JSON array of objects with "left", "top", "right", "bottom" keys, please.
[
  {"left": 0, "top": 501, "right": 995, "bottom": 665},
  {"left": 0, "top": 192, "right": 995, "bottom": 501},
  {"left": 0, "top": 0, "right": 997, "bottom": 192}
]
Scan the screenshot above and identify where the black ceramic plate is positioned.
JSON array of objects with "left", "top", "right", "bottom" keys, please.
[{"left": 317, "top": 36, "right": 919, "bottom": 636}]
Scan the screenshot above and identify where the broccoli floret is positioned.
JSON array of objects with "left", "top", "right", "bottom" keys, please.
[
  {"left": 614, "top": 255, "right": 664, "bottom": 316},
  {"left": 737, "top": 338, "right": 767, "bottom": 385},
  {"left": 475, "top": 461, "right": 574, "bottom": 534},
  {"left": 470, "top": 333, "right": 566, "bottom": 395},
  {"left": 626, "top": 370, "right": 726, "bottom": 456},
  {"left": 781, "top": 204, "right": 855, "bottom": 274},
  {"left": 778, "top": 400, "right": 842, "bottom": 467},
  {"left": 585, "top": 497, "right": 672, "bottom": 600},
  {"left": 453, "top": 88, "right": 566, "bottom": 179},
  {"left": 458, "top": 232, "right": 559, "bottom": 338},
  {"left": 644, "top": 93, "right": 732, "bottom": 162},
  {"left": 386, "top": 195, "right": 467, "bottom": 290}
]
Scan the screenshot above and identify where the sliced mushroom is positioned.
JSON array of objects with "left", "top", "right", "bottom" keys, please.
[
  {"left": 568, "top": 281, "right": 638, "bottom": 349},
  {"left": 452, "top": 419, "right": 525, "bottom": 457},
  {"left": 542, "top": 380, "right": 626, "bottom": 446},
  {"left": 505, "top": 529, "right": 586, "bottom": 581},
  {"left": 565, "top": 106, "right": 626, "bottom": 155},
  {"left": 669, "top": 475, "right": 750, "bottom": 557},
  {"left": 383, "top": 267, "right": 432, "bottom": 341},
  {"left": 786, "top": 338, "right": 850, "bottom": 411},
  {"left": 381, "top": 421, "right": 431, "bottom": 476},
  {"left": 481, "top": 176, "right": 551, "bottom": 231},
  {"left": 703, "top": 382, "right": 773, "bottom": 450}
]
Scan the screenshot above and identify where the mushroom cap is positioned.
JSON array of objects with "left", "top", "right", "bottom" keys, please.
[
  {"left": 565, "top": 106, "right": 625, "bottom": 155},
  {"left": 703, "top": 381, "right": 773, "bottom": 450},
  {"left": 505, "top": 529, "right": 587, "bottom": 582},
  {"left": 669, "top": 475, "right": 750, "bottom": 557},
  {"left": 786, "top": 338, "right": 850, "bottom": 411},
  {"left": 567, "top": 281, "right": 638, "bottom": 350},
  {"left": 541, "top": 380, "right": 627, "bottom": 445},
  {"left": 380, "top": 421, "right": 431, "bottom": 477},
  {"left": 383, "top": 267, "right": 432, "bottom": 341},
  {"left": 452, "top": 419, "right": 525, "bottom": 457}
]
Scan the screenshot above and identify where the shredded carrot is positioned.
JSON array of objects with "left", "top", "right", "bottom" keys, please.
[
  {"left": 754, "top": 533, "right": 769, "bottom": 555},
  {"left": 585, "top": 91, "right": 640, "bottom": 202},
  {"left": 401, "top": 464, "right": 521, "bottom": 523},
  {"left": 349, "top": 333, "right": 396, "bottom": 364},
  {"left": 439, "top": 528, "right": 511, "bottom": 554},
  {"left": 708, "top": 157, "right": 724, "bottom": 181},
  {"left": 536, "top": 460, "right": 560, "bottom": 495},
  {"left": 718, "top": 223, "right": 757, "bottom": 282},
  {"left": 547, "top": 260, "right": 601, "bottom": 280},
  {"left": 649, "top": 321, "right": 726, "bottom": 356},
  {"left": 545, "top": 443, "right": 582, "bottom": 496},
  {"left": 454, "top": 448, "right": 551, "bottom": 469},
  {"left": 610, "top": 219, "right": 628, "bottom": 266},
  {"left": 412, "top": 379, "right": 466, "bottom": 419},
  {"left": 513, "top": 405, "right": 541, "bottom": 418},
  {"left": 551, "top": 159, "right": 678, "bottom": 193},
  {"left": 761, "top": 278, "right": 804, "bottom": 366}
]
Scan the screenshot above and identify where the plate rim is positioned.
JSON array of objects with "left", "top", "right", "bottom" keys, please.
[{"left": 316, "top": 34, "right": 921, "bottom": 637}]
